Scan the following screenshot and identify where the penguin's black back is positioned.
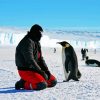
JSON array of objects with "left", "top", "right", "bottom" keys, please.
[
  {"left": 64, "top": 45, "right": 79, "bottom": 78},
  {"left": 65, "top": 45, "right": 78, "bottom": 67}
]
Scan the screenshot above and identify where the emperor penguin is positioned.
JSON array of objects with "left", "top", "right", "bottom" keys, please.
[{"left": 57, "top": 41, "right": 81, "bottom": 81}]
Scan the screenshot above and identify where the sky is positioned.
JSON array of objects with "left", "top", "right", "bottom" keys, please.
[{"left": 0, "top": 0, "right": 100, "bottom": 29}]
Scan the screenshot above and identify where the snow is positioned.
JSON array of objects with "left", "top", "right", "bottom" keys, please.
[{"left": 0, "top": 28, "right": 100, "bottom": 100}]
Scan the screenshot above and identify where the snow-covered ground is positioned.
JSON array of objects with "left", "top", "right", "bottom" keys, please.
[
  {"left": 0, "top": 27, "right": 100, "bottom": 100},
  {"left": 0, "top": 45, "right": 100, "bottom": 100}
]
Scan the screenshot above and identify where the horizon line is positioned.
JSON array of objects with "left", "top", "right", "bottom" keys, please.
[{"left": 0, "top": 26, "right": 100, "bottom": 31}]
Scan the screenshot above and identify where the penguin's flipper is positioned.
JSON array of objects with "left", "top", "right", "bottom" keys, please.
[
  {"left": 65, "top": 61, "right": 69, "bottom": 73},
  {"left": 65, "top": 57, "right": 72, "bottom": 73},
  {"left": 63, "top": 80, "right": 68, "bottom": 82}
]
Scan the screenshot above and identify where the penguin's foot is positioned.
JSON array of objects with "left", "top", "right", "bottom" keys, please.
[
  {"left": 63, "top": 80, "right": 68, "bottom": 82},
  {"left": 72, "top": 77, "right": 79, "bottom": 81},
  {"left": 67, "top": 76, "right": 79, "bottom": 81}
]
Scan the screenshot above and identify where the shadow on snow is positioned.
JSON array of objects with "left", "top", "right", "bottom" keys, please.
[{"left": 0, "top": 87, "right": 34, "bottom": 94}]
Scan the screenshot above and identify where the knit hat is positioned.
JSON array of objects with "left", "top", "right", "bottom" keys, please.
[{"left": 30, "top": 24, "right": 43, "bottom": 33}]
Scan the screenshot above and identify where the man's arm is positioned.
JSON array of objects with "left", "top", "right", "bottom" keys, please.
[
  {"left": 38, "top": 43, "right": 48, "bottom": 71},
  {"left": 20, "top": 40, "right": 48, "bottom": 79}
]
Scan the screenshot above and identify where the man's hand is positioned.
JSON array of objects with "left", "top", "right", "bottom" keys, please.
[
  {"left": 45, "top": 70, "right": 51, "bottom": 80},
  {"left": 40, "top": 71, "right": 48, "bottom": 80}
]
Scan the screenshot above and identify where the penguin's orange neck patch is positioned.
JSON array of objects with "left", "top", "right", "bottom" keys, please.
[{"left": 63, "top": 44, "right": 70, "bottom": 48}]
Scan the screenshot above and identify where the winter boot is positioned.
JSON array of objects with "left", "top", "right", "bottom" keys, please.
[
  {"left": 36, "top": 82, "right": 47, "bottom": 90},
  {"left": 15, "top": 79, "right": 25, "bottom": 90}
]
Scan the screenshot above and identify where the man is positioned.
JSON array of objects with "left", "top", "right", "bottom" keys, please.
[{"left": 15, "top": 24, "right": 57, "bottom": 90}]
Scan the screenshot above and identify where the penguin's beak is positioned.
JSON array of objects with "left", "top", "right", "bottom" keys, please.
[{"left": 56, "top": 42, "right": 61, "bottom": 44}]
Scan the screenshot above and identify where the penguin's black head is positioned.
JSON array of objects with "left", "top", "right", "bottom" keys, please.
[{"left": 57, "top": 41, "right": 70, "bottom": 48}]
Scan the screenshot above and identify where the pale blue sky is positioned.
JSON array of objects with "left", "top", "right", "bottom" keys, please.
[{"left": 0, "top": 0, "right": 100, "bottom": 29}]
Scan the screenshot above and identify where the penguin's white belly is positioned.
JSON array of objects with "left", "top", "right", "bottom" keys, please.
[
  {"left": 62, "top": 48, "right": 66, "bottom": 67},
  {"left": 62, "top": 48, "right": 70, "bottom": 80}
]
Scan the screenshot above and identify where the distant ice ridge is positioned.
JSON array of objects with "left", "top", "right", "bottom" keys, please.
[
  {"left": 0, "top": 32, "right": 99, "bottom": 49},
  {"left": 0, "top": 28, "right": 100, "bottom": 48},
  {"left": 0, "top": 33, "right": 25, "bottom": 46},
  {"left": 41, "top": 34, "right": 100, "bottom": 48}
]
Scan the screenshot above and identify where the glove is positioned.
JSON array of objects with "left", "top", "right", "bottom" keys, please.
[
  {"left": 45, "top": 71, "right": 51, "bottom": 80},
  {"left": 40, "top": 71, "right": 48, "bottom": 80}
]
